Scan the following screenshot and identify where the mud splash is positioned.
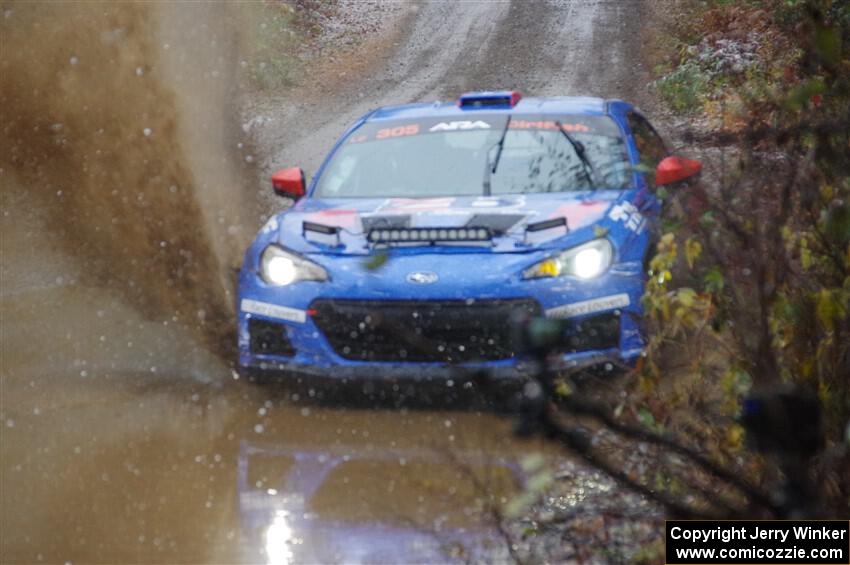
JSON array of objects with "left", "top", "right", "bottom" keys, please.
[{"left": 0, "top": 2, "right": 254, "bottom": 350}]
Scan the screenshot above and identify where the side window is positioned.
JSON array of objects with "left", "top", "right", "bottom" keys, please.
[{"left": 627, "top": 113, "right": 668, "bottom": 188}]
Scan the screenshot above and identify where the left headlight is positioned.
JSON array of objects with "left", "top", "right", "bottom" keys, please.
[
  {"left": 523, "top": 238, "right": 614, "bottom": 280},
  {"left": 260, "top": 244, "right": 329, "bottom": 286}
]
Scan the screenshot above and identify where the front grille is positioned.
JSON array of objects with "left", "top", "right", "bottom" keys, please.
[
  {"left": 561, "top": 312, "right": 621, "bottom": 353},
  {"left": 249, "top": 318, "right": 296, "bottom": 357},
  {"left": 311, "top": 299, "right": 541, "bottom": 363}
]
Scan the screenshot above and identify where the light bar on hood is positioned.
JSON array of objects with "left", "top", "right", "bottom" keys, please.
[
  {"left": 367, "top": 226, "right": 493, "bottom": 244},
  {"left": 458, "top": 91, "right": 522, "bottom": 109}
]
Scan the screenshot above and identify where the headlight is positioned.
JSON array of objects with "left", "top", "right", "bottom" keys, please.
[
  {"left": 523, "top": 238, "right": 614, "bottom": 280},
  {"left": 260, "top": 244, "right": 328, "bottom": 286}
]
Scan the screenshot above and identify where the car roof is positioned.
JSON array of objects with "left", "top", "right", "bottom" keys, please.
[{"left": 367, "top": 95, "right": 624, "bottom": 122}]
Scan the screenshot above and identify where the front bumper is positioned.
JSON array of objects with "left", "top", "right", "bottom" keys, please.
[{"left": 237, "top": 253, "right": 645, "bottom": 380}]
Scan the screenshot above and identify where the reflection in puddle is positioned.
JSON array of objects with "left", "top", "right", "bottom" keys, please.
[
  {"left": 265, "top": 510, "right": 295, "bottom": 565},
  {"left": 238, "top": 439, "right": 523, "bottom": 563}
]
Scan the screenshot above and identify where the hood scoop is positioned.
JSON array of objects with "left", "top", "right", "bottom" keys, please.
[
  {"left": 303, "top": 220, "right": 341, "bottom": 247},
  {"left": 523, "top": 217, "right": 568, "bottom": 245}
]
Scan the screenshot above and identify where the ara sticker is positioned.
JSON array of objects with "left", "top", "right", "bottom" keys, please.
[{"left": 428, "top": 120, "right": 492, "bottom": 132}]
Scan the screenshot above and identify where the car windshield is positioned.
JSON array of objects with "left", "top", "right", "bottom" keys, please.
[{"left": 315, "top": 114, "right": 632, "bottom": 198}]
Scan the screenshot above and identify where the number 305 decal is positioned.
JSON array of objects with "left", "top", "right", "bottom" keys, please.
[{"left": 376, "top": 124, "right": 420, "bottom": 139}]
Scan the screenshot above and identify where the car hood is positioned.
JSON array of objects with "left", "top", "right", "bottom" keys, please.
[{"left": 269, "top": 191, "right": 633, "bottom": 255}]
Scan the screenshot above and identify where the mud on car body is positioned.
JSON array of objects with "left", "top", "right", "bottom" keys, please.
[{"left": 237, "top": 92, "right": 701, "bottom": 381}]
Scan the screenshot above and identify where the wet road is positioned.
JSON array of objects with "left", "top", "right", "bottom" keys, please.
[{"left": 2, "top": 1, "right": 650, "bottom": 562}]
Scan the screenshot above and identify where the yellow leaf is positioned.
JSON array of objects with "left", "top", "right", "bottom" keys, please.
[
  {"left": 593, "top": 225, "right": 609, "bottom": 238},
  {"left": 677, "top": 287, "right": 697, "bottom": 307},
  {"left": 684, "top": 238, "right": 702, "bottom": 269},
  {"left": 801, "top": 239, "right": 813, "bottom": 269},
  {"left": 816, "top": 289, "right": 840, "bottom": 331},
  {"left": 726, "top": 424, "right": 745, "bottom": 451},
  {"left": 800, "top": 358, "right": 814, "bottom": 379},
  {"left": 555, "top": 380, "right": 573, "bottom": 397}
]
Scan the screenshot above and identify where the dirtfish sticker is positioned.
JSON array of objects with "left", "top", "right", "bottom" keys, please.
[
  {"left": 545, "top": 294, "right": 630, "bottom": 319},
  {"left": 241, "top": 299, "right": 306, "bottom": 324}
]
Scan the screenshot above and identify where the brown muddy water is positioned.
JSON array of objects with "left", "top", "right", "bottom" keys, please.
[{"left": 0, "top": 4, "right": 553, "bottom": 562}]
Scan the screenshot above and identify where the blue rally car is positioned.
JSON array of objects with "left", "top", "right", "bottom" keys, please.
[{"left": 237, "top": 91, "right": 701, "bottom": 382}]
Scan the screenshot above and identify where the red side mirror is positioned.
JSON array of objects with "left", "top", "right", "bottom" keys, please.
[
  {"left": 656, "top": 156, "right": 702, "bottom": 186},
  {"left": 271, "top": 167, "right": 306, "bottom": 199}
]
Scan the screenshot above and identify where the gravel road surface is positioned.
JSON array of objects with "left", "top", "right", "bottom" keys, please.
[{"left": 252, "top": 0, "right": 650, "bottom": 179}]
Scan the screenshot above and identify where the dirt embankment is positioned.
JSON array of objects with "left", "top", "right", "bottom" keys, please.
[{"left": 1, "top": 3, "right": 256, "bottom": 350}]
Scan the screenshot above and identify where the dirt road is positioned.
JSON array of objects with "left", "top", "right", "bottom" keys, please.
[
  {"left": 253, "top": 0, "right": 651, "bottom": 178},
  {"left": 1, "top": 2, "right": 653, "bottom": 562}
]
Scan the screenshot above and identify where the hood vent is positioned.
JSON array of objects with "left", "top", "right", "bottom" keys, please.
[{"left": 303, "top": 220, "right": 341, "bottom": 247}]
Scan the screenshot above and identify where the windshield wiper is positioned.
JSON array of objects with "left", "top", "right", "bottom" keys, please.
[
  {"left": 482, "top": 116, "right": 512, "bottom": 196},
  {"left": 554, "top": 120, "right": 601, "bottom": 188}
]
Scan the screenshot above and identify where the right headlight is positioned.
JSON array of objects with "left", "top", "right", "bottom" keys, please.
[
  {"left": 522, "top": 238, "right": 614, "bottom": 280},
  {"left": 259, "top": 244, "right": 328, "bottom": 286}
]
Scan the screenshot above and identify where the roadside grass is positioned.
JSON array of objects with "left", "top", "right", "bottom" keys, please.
[
  {"left": 243, "top": 2, "right": 300, "bottom": 90},
  {"left": 236, "top": 2, "right": 311, "bottom": 92},
  {"left": 653, "top": 60, "right": 711, "bottom": 113}
]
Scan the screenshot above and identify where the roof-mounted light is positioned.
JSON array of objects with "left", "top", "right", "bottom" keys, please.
[{"left": 458, "top": 91, "right": 522, "bottom": 109}]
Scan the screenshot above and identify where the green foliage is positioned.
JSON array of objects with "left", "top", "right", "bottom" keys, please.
[
  {"left": 638, "top": 406, "right": 665, "bottom": 433},
  {"left": 653, "top": 60, "right": 710, "bottom": 113},
  {"left": 786, "top": 78, "right": 827, "bottom": 111},
  {"left": 703, "top": 266, "right": 725, "bottom": 293},
  {"left": 814, "top": 23, "right": 842, "bottom": 66}
]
